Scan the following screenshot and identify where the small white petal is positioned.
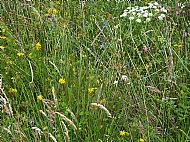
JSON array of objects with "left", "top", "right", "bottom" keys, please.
[
  {"left": 152, "top": 5, "right": 157, "bottom": 9},
  {"left": 160, "top": 7, "right": 167, "bottom": 13},
  {"left": 129, "top": 16, "right": 134, "bottom": 20},
  {"left": 160, "top": 13, "right": 166, "bottom": 18},
  {"left": 143, "top": 13, "right": 149, "bottom": 17},
  {"left": 113, "top": 80, "right": 118, "bottom": 85},
  {"left": 153, "top": 2, "right": 159, "bottom": 6},
  {"left": 120, "top": 12, "right": 128, "bottom": 17},
  {"left": 132, "top": 12, "right": 136, "bottom": 15},
  {"left": 158, "top": 15, "right": 163, "bottom": 20},
  {"left": 136, "top": 18, "right": 141, "bottom": 23},
  {"left": 146, "top": 18, "right": 151, "bottom": 22},
  {"left": 148, "top": 13, "right": 153, "bottom": 17},
  {"left": 137, "top": 13, "right": 142, "bottom": 17},
  {"left": 121, "top": 75, "right": 128, "bottom": 81}
]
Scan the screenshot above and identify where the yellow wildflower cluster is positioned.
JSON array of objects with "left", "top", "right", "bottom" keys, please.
[
  {"left": 88, "top": 87, "right": 97, "bottom": 94},
  {"left": 59, "top": 78, "right": 65, "bottom": 85},
  {"left": 119, "top": 130, "right": 130, "bottom": 136},
  {"left": 0, "top": 46, "right": 5, "bottom": 51},
  {"left": 9, "top": 88, "right": 17, "bottom": 93},
  {"left": 0, "top": 36, "right": 7, "bottom": 40},
  {"left": 48, "top": 8, "right": 58, "bottom": 16},
  {"left": 35, "top": 42, "right": 41, "bottom": 51}
]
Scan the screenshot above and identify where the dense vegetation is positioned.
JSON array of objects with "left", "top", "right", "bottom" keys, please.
[{"left": 0, "top": 1, "right": 189, "bottom": 141}]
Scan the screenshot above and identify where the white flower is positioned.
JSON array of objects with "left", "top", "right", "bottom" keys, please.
[
  {"left": 132, "top": 12, "right": 136, "bottom": 15},
  {"left": 113, "top": 80, "right": 118, "bottom": 85},
  {"left": 148, "top": 13, "right": 153, "bottom": 17},
  {"left": 153, "top": 2, "right": 159, "bottom": 6},
  {"left": 136, "top": 18, "right": 142, "bottom": 23},
  {"left": 158, "top": 16, "right": 163, "bottom": 20},
  {"left": 146, "top": 17, "right": 151, "bottom": 22},
  {"left": 120, "top": 12, "right": 128, "bottom": 17},
  {"left": 160, "top": 7, "right": 167, "bottom": 13},
  {"left": 121, "top": 75, "right": 128, "bottom": 81},
  {"left": 158, "top": 14, "right": 166, "bottom": 20},
  {"left": 137, "top": 12, "right": 142, "bottom": 17},
  {"left": 140, "top": 6, "right": 149, "bottom": 11},
  {"left": 155, "top": 8, "right": 160, "bottom": 12},
  {"left": 160, "top": 14, "right": 166, "bottom": 18},
  {"left": 152, "top": 5, "right": 157, "bottom": 9},
  {"left": 148, "top": 3, "right": 154, "bottom": 8},
  {"left": 129, "top": 16, "right": 134, "bottom": 20},
  {"left": 143, "top": 13, "right": 149, "bottom": 17},
  {"left": 134, "top": 6, "right": 139, "bottom": 9}
]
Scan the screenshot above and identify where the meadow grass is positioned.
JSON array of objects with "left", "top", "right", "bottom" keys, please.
[{"left": 0, "top": 0, "right": 190, "bottom": 142}]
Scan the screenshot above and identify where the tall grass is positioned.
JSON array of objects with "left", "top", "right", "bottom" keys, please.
[{"left": 0, "top": 0, "right": 189, "bottom": 142}]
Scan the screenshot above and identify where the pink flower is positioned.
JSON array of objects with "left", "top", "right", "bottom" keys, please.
[
  {"left": 183, "top": 31, "right": 188, "bottom": 38},
  {"left": 143, "top": 45, "right": 148, "bottom": 52}
]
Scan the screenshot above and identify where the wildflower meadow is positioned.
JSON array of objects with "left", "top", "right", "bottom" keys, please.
[{"left": 0, "top": 0, "right": 190, "bottom": 142}]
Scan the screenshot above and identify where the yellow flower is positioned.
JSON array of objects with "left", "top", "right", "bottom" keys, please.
[
  {"left": 139, "top": 138, "right": 145, "bottom": 142},
  {"left": 90, "top": 15, "right": 95, "bottom": 22},
  {"left": 11, "top": 77, "right": 15, "bottom": 80},
  {"left": 9, "top": 88, "right": 17, "bottom": 93},
  {"left": 35, "top": 42, "right": 41, "bottom": 51},
  {"left": 88, "top": 87, "right": 97, "bottom": 94},
  {"left": 99, "top": 98, "right": 106, "bottom": 104},
  {"left": 145, "top": 64, "right": 149, "bottom": 70},
  {"left": 119, "top": 130, "right": 130, "bottom": 136},
  {"left": 0, "top": 46, "right": 5, "bottom": 51},
  {"left": 17, "top": 52, "right": 24, "bottom": 57},
  {"left": 48, "top": 8, "right": 53, "bottom": 14},
  {"left": 125, "top": 131, "right": 130, "bottom": 136},
  {"left": 37, "top": 95, "right": 43, "bottom": 101},
  {"left": 97, "top": 80, "right": 100, "bottom": 84},
  {"left": 120, "top": 130, "right": 126, "bottom": 136},
  {"left": 0, "top": 36, "right": 7, "bottom": 40},
  {"left": 8, "top": 60, "right": 13, "bottom": 65},
  {"left": 2, "top": 29, "right": 5, "bottom": 33},
  {"left": 28, "top": 53, "right": 32, "bottom": 58},
  {"left": 59, "top": 78, "right": 65, "bottom": 85},
  {"left": 53, "top": 9, "right": 58, "bottom": 16}
]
